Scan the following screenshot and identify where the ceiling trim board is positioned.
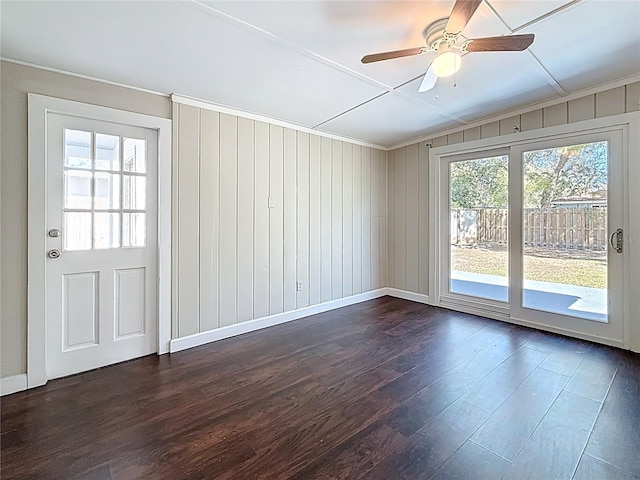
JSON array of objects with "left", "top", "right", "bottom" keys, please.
[
  {"left": 524, "top": 49, "right": 567, "bottom": 95},
  {"left": 511, "top": 0, "right": 584, "bottom": 33},
  {"left": 171, "top": 93, "right": 388, "bottom": 150},
  {"left": 388, "top": 73, "right": 640, "bottom": 150},
  {"left": 313, "top": 92, "right": 390, "bottom": 129},
  {"left": 391, "top": 89, "right": 468, "bottom": 125},
  {"left": 188, "top": 0, "right": 394, "bottom": 93},
  {"left": 0, "top": 57, "right": 171, "bottom": 98},
  {"left": 482, "top": 1, "right": 566, "bottom": 96}
]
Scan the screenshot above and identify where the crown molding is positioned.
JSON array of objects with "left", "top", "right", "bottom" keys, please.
[
  {"left": 171, "top": 93, "right": 388, "bottom": 150},
  {"left": 0, "top": 57, "right": 170, "bottom": 98}
]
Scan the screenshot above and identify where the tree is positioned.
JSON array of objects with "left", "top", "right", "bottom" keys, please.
[
  {"left": 450, "top": 156, "right": 508, "bottom": 208},
  {"left": 523, "top": 142, "right": 607, "bottom": 208}
]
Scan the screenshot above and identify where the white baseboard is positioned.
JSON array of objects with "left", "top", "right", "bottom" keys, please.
[
  {"left": 386, "top": 288, "right": 430, "bottom": 304},
  {"left": 170, "top": 288, "right": 389, "bottom": 353},
  {"left": 1, "top": 374, "right": 28, "bottom": 396}
]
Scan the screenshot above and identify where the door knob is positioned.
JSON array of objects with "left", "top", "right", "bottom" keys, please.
[
  {"left": 48, "top": 249, "right": 61, "bottom": 259},
  {"left": 48, "top": 228, "right": 61, "bottom": 238}
]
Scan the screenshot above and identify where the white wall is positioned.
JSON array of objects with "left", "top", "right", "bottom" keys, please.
[{"left": 172, "top": 102, "right": 387, "bottom": 337}]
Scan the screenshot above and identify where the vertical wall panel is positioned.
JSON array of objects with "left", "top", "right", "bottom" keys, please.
[
  {"left": 309, "top": 135, "right": 322, "bottom": 305},
  {"left": 596, "top": 86, "right": 626, "bottom": 118},
  {"left": 405, "top": 144, "right": 419, "bottom": 293},
  {"left": 481, "top": 121, "right": 500, "bottom": 138},
  {"left": 394, "top": 148, "right": 406, "bottom": 290},
  {"left": 433, "top": 135, "right": 448, "bottom": 147},
  {"left": 370, "top": 148, "right": 381, "bottom": 289},
  {"left": 296, "top": 132, "right": 310, "bottom": 308},
  {"left": 219, "top": 113, "right": 238, "bottom": 327},
  {"left": 283, "top": 129, "right": 297, "bottom": 312},
  {"left": 385, "top": 149, "right": 394, "bottom": 290},
  {"left": 269, "top": 125, "right": 284, "bottom": 315},
  {"left": 176, "top": 104, "right": 200, "bottom": 337},
  {"left": 331, "top": 140, "right": 343, "bottom": 300},
  {"left": 521, "top": 109, "right": 543, "bottom": 131},
  {"left": 500, "top": 116, "right": 520, "bottom": 136},
  {"left": 352, "top": 145, "right": 363, "bottom": 295},
  {"left": 320, "top": 137, "right": 332, "bottom": 302},
  {"left": 418, "top": 142, "right": 429, "bottom": 295},
  {"left": 626, "top": 82, "right": 640, "bottom": 112},
  {"left": 464, "top": 127, "right": 481, "bottom": 142},
  {"left": 380, "top": 151, "right": 388, "bottom": 288},
  {"left": 173, "top": 103, "right": 389, "bottom": 338},
  {"left": 543, "top": 102, "right": 568, "bottom": 127},
  {"left": 199, "top": 109, "right": 220, "bottom": 331},
  {"left": 447, "top": 131, "right": 463, "bottom": 145},
  {"left": 361, "top": 147, "right": 371, "bottom": 293},
  {"left": 237, "top": 117, "right": 255, "bottom": 324},
  {"left": 342, "top": 143, "right": 353, "bottom": 297},
  {"left": 253, "top": 121, "right": 270, "bottom": 319},
  {"left": 568, "top": 95, "right": 595, "bottom": 123}
]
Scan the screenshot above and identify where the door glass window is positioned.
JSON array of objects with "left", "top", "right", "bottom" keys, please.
[
  {"left": 522, "top": 141, "right": 608, "bottom": 322},
  {"left": 449, "top": 155, "right": 509, "bottom": 302},
  {"left": 63, "top": 129, "right": 147, "bottom": 251}
]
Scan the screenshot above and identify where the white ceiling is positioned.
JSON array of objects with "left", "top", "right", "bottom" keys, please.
[{"left": 2, "top": 0, "right": 639, "bottom": 148}]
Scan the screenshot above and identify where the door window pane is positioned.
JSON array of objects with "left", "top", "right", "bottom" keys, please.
[
  {"left": 64, "top": 130, "right": 92, "bottom": 169},
  {"left": 123, "top": 213, "right": 146, "bottom": 248},
  {"left": 123, "top": 138, "right": 146, "bottom": 173},
  {"left": 64, "top": 212, "right": 92, "bottom": 251},
  {"left": 94, "top": 173, "right": 121, "bottom": 210},
  {"left": 95, "top": 134, "right": 120, "bottom": 171},
  {"left": 94, "top": 213, "right": 121, "bottom": 249},
  {"left": 123, "top": 175, "right": 146, "bottom": 210},
  {"left": 64, "top": 170, "right": 93, "bottom": 209},
  {"left": 450, "top": 155, "right": 509, "bottom": 302},
  {"left": 522, "top": 141, "right": 607, "bottom": 322}
]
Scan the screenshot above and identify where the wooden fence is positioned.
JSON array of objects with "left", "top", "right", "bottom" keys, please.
[{"left": 452, "top": 207, "right": 608, "bottom": 251}]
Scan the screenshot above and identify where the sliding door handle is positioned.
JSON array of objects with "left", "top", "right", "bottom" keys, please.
[{"left": 609, "top": 228, "right": 623, "bottom": 253}]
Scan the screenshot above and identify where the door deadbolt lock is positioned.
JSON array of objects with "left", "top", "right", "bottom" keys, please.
[
  {"left": 48, "top": 249, "right": 61, "bottom": 259},
  {"left": 48, "top": 228, "right": 61, "bottom": 238}
]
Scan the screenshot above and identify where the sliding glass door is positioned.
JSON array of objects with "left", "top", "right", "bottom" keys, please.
[
  {"left": 438, "top": 129, "right": 625, "bottom": 344},
  {"left": 448, "top": 152, "right": 509, "bottom": 303},
  {"left": 510, "top": 131, "right": 624, "bottom": 342}
]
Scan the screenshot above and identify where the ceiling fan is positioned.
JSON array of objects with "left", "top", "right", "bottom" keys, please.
[{"left": 361, "top": 0, "right": 535, "bottom": 93}]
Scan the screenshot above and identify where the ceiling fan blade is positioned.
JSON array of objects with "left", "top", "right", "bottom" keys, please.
[
  {"left": 361, "top": 47, "right": 426, "bottom": 64},
  {"left": 466, "top": 34, "right": 535, "bottom": 52},
  {"left": 418, "top": 64, "right": 438, "bottom": 93},
  {"left": 445, "top": 0, "right": 482, "bottom": 35}
]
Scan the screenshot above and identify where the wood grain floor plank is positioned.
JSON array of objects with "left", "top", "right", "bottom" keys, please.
[
  {"left": 503, "top": 391, "right": 601, "bottom": 479},
  {"left": 471, "top": 367, "right": 569, "bottom": 461},
  {"left": 430, "top": 441, "right": 511, "bottom": 480},
  {"left": 573, "top": 454, "right": 638, "bottom": 480},
  {"left": 1, "top": 298, "right": 639, "bottom": 480}
]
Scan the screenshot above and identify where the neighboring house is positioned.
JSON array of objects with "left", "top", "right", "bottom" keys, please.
[{"left": 550, "top": 189, "right": 607, "bottom": 208}]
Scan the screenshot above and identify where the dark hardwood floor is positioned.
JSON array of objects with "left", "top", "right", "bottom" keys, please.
[{"left": 2, "top": 297, "right": 639, "bottom": 479}]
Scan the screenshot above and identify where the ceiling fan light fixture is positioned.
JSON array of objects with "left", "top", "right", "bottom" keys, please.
[{"left": 431, "top": 51, "right": 462, "bottom": 77}]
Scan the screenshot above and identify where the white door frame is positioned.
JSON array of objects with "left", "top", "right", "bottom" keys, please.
[
  {"left": 428, "top": 112, "right": 640, "bottom": 352},
  {"left": 28, "top": 94, "right": 172, "bottom": 388}
]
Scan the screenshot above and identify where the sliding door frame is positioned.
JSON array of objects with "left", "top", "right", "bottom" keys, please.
[
  {"left": 436, "top": 147, "right": 510, "bottom": 318},
  {"left": 428, "top": 112, "right": 639, "bottom": 350}
]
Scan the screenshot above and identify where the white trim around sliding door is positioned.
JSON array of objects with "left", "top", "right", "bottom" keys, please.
[{"left": 428, "top": 112, "right": 640, "bottom": 351}]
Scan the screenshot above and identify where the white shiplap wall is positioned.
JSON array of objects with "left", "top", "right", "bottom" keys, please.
[{"left": 173, "top": 103, "right": 387, "bottom": 338}]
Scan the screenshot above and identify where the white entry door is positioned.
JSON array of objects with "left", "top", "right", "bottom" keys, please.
[{"left": 45, "top": 113, "right": 158, "bottom": 379}]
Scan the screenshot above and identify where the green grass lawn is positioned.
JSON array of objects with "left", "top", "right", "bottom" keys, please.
[{"left": 451, "top": 246, "right": 607, "bottom": 289}]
